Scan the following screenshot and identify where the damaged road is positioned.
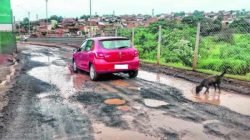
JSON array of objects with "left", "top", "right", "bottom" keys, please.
[{"left": 0, "top": 44, "right": 249, "bottom": 140}]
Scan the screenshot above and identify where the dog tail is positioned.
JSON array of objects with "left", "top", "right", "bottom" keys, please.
[{"left": 219, "top": 70, "right": 227, "bottom": 78}]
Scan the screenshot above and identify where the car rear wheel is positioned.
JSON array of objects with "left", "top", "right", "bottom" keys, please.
[
  {"left": 90, "top": 65, "right": 98, "bottom": 81},
  {"left": 73, "top": 60, "right": 78, "bottom": 73},
  {"left": 128, "top": 70, "right": 138, "bottom": 78}
]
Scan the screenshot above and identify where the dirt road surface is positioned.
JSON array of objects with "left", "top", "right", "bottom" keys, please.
[{"left": 0, "top": 44, "right": 250, "bottom": 140}]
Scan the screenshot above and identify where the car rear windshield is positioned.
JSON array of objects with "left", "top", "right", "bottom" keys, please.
[{"left": 100, "top": 39, "right": 131, "bottom": 49}]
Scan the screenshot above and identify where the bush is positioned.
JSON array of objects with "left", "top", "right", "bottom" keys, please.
[
  {"left": 222, "top": 59, "right": 248, "bottom": 75},
  {"left": 198, "top": 59, "right": 223, "bottom": 71},
  {"left": 214, "top": 29, "right": 234, "bottom": 43}
]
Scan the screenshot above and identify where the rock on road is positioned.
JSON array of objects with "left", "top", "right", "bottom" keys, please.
[{"left": 0, "top": 44, "right": 250, "bottom": 140}]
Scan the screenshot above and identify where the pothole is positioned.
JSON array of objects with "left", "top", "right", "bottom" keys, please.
[
  {"left": 104, "top": 98, "right": 126, "bottom": 105},
  {"left": 202, "top": 120, "right": 220, "bottom": 125},
  {"left": 143, "top": 99, "right": 169, "bottom": 108},
  {"left": 117, "top": 105, "right": 131, "bottom": 111}
]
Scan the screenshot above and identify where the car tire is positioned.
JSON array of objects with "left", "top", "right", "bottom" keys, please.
[
  {"left": 73, "top": 60, "right": 78, "bottom": 73},
  {"left": 90, "top": 64, "right": 98, "bottom": 81},
  {"left": 129, "top": 70, "right": 138, "bottom": 78}
]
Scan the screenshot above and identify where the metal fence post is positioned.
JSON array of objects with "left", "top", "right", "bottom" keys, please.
[
  {"left": 157, "top": 25, "right": 162, "bottom": 65},
  {"left": 192, "top": 22, "right": 201, "bottom": 71}
]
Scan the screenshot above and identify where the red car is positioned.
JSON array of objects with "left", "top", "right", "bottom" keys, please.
[{"left": 72, "top": 37, "right": 140, "bottom": 80}]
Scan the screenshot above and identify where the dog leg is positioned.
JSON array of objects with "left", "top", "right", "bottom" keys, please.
[
  {"left": 204, "top": 86, "right": 209, "bottom": 94},
  {"left": 218, "top": 84, "right": 221, "bottom": 93}
]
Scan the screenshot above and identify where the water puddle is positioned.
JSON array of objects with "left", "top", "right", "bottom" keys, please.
[
  {"left": 117, "top": 105, "right": 131, "bottom": 111},
  {"left": 143, "top": 99, "right": 169, "bottom": 108},
  {"left": 93, "top": 123, "right": 158, "bottom": 140},
  {"left": 138, "top": 70, "right": 250, "bottom": 116},
  {"left": 104, "top": 99, "right": 126, "bottom": 105},
  {"left": 148, "top": 110, "right": 220, "bottom": 140},
  {"left": 192, "top": 93, "right": 221, "bottom": 105},
  {"left": 111, "top": 80, "right": 130, "bottom": 87},
  {"left": 202, "top": 120, "right": 220, "bottom": 125},
  {"left": 37, "top": 93, "right": 51, "bottom": 99},
  {"left": 72, "top": 74, "right": 89, "bottom": 90}
]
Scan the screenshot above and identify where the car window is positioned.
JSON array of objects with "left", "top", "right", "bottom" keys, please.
[
  {"left": 84, "top": 40, "right": 93, "bottom": 51},
  {"left": 80, "top": 41, "right": 87, "bottom": 51},
  {"left": 100, "top": 39, "right": 131, "bottom": 49}
]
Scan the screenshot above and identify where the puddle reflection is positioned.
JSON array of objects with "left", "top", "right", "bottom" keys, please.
[
  {"left": 138, "top": 70, "right": 250, "bottom": 116},
  {"left": 193, "top": 93, "right": 221, "bottom": 105}
]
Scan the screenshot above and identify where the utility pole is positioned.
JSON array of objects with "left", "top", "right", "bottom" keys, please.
[
  {"left": 90, "top": 0, "right": 92, "bottom": 17},
  {"left": 36, "top": 14, "right": 39, "bottom": 21},
  {"left": 28, "top": 12, "right": 30, "bottom": 35},
  {"left": 89, "top": 0, "right": 92, "bottom": 37},
  {"left": 46, "top": 0, "right": 48, "bottom": 35},
  {"left": 19, "top": 22, "right": 21, "bottom": 35},
  {"left": 192, "top": 22, "right": 201, "bottom": 71},
  {"left": 152, "top": 9, "right": 155, "bottom": 17},
  {"left": 157, "top": 25, "right": 162, "bottom": 65}
]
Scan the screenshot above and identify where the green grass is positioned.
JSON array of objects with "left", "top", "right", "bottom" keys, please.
[
  {"left": 0, "top": 32, "right": 16, "bottom": 53},
  {"left": 196, "top": 69, "right": 250, "bottom": 81},
  {"left": 141, "top": 59, "right": 250, "bottom": 82}
]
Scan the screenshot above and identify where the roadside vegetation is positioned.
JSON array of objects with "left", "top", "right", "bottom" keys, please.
[
  {"left": 0, "top": 32, "right": 16, "bottom": 53},
  {"left": 118, "top": 12, "right": 250, "bottom": 81}
]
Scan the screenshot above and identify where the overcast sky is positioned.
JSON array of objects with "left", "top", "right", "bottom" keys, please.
[{"left": 11, "top": 0, "right": 250, "bottom": 21}]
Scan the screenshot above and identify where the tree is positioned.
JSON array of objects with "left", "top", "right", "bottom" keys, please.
[
  {"left": 229, "top": 18, "right": 250, "bottom": 33},
  {"left": 80, "top": 15, "right": 90, "bottom": 20},
  {"left": 49, "top": 15, "right": 63, "bottom": 22},
  {"left": 182, "top": 11, "right": 205, "bottom": 26},
  {"left": 200, "top": 18, "right": 222, "bottom": 36},
  {"left": 182, "top": 16, "right": 198, "bottom": 26},
  {"left": 20, "top": 17, "right": 30, "bottom": 32},
  {"left": 174, "top": 11, "right": 185, "bottom": 17}
]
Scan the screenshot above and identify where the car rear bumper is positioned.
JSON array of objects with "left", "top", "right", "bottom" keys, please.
[{"left": 94, "top": 58, "right": 139, "bottom": 74}]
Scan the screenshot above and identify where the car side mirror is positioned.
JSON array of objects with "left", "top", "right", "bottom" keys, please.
[{"left": 73, "top": 48, "right": 81, "bottom": 52}]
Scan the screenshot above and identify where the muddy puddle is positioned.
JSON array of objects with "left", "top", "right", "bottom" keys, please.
[
  {"left": 138, "top": 70, "right": 250, "bottom": 116},
  {"left": 148, "top": 110, "right": 221, "bottom": 140},
  {"left": 93, "top": 123, "right": 158, "bottom": 140},
  {"left": 117, "top": 105, "right": 131, "bottom": 111},
  {"left": 104, "top": 99, "right": 126, "bottom": 105},
  {"left": 143, "top": 99, "right": 169, "bottom": 108}
]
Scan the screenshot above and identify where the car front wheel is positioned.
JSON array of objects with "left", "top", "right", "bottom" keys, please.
[
  {"left": 73, "top": 60, "right": 78, "bottom": 73},
  {"left": 128, "top": 70, "right": 138, "bottom": 78},
  {"left": 90, "top": 65, "right": 98, "bottom": 81}
]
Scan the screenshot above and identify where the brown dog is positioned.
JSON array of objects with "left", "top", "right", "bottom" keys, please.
[{"left": 196, "top": 70, "right": 226, "bottom": 94}]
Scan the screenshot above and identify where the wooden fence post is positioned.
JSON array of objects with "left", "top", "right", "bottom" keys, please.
[
  {"left": 157, "top": 25, "right": 162, "bottom": 65},
  {"left": 192, "top": 22, "right": 201, "bottom": 70},
  {"left": 132, "top": 28, "right": 135, "bottom": 46},
  {"left": 115, "top": 28, "right": 118, "bottom": 36}
]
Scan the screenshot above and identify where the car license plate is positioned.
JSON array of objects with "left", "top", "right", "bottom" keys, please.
[{"left": 115, "top": 64, "right": 128, "bottom": 69}]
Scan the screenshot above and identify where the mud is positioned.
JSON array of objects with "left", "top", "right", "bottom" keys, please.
[
  {"left": 138, "top": 71, "right": 250, "bottom": 116},
  {"left": 143, "top": 99, "right": 169, "bottom": 108},
  {"left": 0, "top": 44, "right": 249, "bottom": 140},
  {"left": 141, "top": 62, "right": 250, "bottom": 95},
  {"left": 104, "top": 99, "right": 126, "bottom": 105}
]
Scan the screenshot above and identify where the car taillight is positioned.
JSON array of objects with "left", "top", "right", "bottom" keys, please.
[
  {"left": 134, "top": 50, "right": 139, "bottom": 57},
  {"left": 96, "top": 52, "right": 105, "bottom": 59}
]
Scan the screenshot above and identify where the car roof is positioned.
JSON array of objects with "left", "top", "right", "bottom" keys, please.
[{"left": 90, "top": 36, "right": 129, "bottom": 41}]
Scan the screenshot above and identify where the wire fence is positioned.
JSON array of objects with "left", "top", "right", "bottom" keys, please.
[
  {"left": 0, "top": 31, "right": 16, "bottom": 54},
  {"left": 116, "top": 18, "right": 250, "bottom": 77}
]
